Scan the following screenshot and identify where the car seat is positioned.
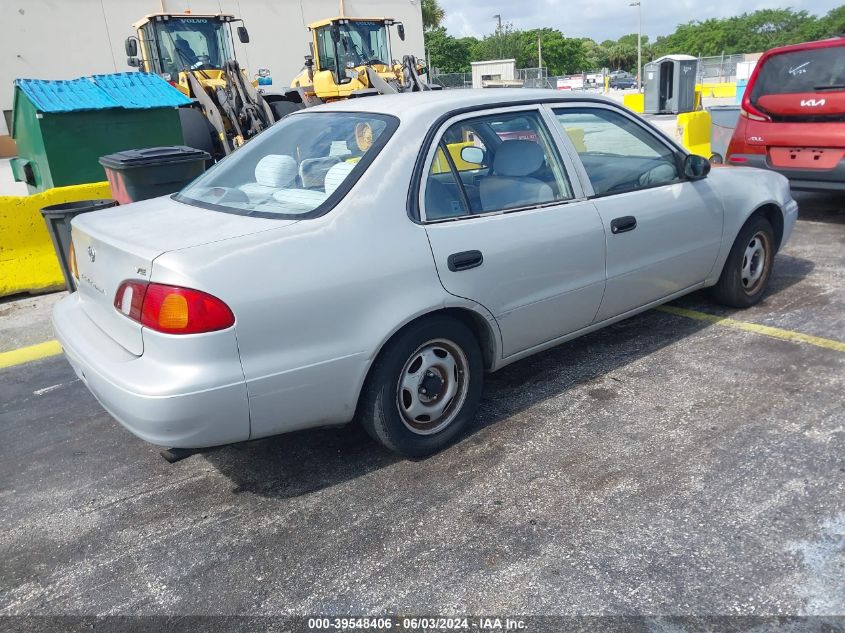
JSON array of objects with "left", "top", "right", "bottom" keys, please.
[{"left": 479, "top": 140, "right": 554, "bottom": 211}]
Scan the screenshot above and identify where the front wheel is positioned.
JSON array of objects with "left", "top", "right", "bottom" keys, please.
[
  {"left": 358, "top": 316, "right": 483, "bottom": 458},
  {"left": 711, "top": 215, "right": 775, "bottom": 308}
]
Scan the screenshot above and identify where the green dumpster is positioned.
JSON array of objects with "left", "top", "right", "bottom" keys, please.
[{"left": 10, "top": 72, "right": 191, "bottom": 194}]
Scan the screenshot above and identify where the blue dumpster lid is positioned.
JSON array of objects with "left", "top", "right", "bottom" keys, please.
[{"left": 14, "top": 73, "right": 191, "bottom": 113}]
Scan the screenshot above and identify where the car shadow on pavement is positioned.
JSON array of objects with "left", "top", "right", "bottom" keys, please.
[
  {"left": 202, "top": 253, "right": 815, "bottom": 500},
  {"left": 793, "top": 192, "right": 845, "bottom": 224}
]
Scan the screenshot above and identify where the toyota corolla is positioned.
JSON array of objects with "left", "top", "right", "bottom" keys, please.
[{"left": 53, "top": 89, "right": 798, "bottom": 457}]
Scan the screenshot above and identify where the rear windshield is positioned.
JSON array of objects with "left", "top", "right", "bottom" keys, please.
[
  {"left": 751, "top": 45, "right": 845, "bottom": 101},
  {"left": 176, "top": 111, "right": 398, "bottom": 218}
]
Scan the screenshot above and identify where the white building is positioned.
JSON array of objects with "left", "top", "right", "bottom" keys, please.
[
  {"left": 471, "top": 59, "right": 517, "bottom": 89},
  {"left": 0, "top": 0, "right": 425, "bottom": 133}
]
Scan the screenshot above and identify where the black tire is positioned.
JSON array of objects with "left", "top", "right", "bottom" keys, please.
[
  {"left": 711, "top": 214, "right": 775, "bottom": 308},
  {"left": 710, "top": 153, "right": 723, "bottom": 164},
  {"left": 269, "top": 100, "right": 303, "bottom": 121},
  {"left": 358, "top": 316, "right": 483, "bottom": 458},
  {"left": 178, "top": 107, "right": 216, "bottom": 157}
]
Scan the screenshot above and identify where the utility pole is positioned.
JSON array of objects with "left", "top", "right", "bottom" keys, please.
[
  {"left": 629, "top": 1, "right": 642, "bottom": 91},
  {"left": 538, "top": 33, "right": 542, "bottom": 71},
  {"left": 493, "top": 14, "right": 502, "bottom": 59}
]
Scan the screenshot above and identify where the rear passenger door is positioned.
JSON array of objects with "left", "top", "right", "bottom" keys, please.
[
  {"left": 549, "top": 104, "right": 724, "bottom": 321},
  {"left": 420, "top": 106, "right": 607, "bottom": 359}
]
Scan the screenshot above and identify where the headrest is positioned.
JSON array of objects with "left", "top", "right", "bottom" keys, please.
[
  {"left": 324, "top": 161, "right": 355, "bottom": 195},
  {"left": 493, "top": 140, "right": 544, "bottom": 177},
  {"left": 254, "top": 154, "right": 297, "bottom": 187}
]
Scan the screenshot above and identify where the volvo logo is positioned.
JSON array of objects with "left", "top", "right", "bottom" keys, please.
[
  {"left": 800, "top": 99, "right": 826, "bottom": 107},
  {"left": 87, "top": 245, "right": 96, "bottom": 263}
]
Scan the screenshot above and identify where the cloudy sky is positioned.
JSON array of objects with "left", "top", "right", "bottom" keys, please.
[{"left": 439, "top": 0, "right": 843, "bottom": 42}]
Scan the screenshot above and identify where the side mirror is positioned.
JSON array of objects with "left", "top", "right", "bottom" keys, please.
[
  {"left": 397, "top": 23, "right": 406, "bottom": 41},
  {"left": 683, "top": 154, "right": 711, "bottom": 180},
  {"left": 237, "top": 26, "right": 249, "bottom": 43},
  {"left": 460, "top": 146, "right": 485, "bottom": 165},
  {"left": 125, "top": 37, "right": 138, "bottom": 57},
  {"left": 127, "top": 57, "right": 141, "bottom": 68}
]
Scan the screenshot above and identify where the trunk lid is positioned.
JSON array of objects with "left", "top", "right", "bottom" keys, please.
[{"left": 71, "top": 196, "right": 296, "bottom": 355}]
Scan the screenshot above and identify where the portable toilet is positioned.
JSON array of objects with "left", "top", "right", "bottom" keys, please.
[
  {"left": 10, "top": 72, "right": 190, "bottom": 194},
  {"left": 644, "top": 55, "right": 698, "bottom": 114}
]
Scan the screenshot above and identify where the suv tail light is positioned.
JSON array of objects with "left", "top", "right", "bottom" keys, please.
[
  {"left": 114, "top": 281, "right": 235, "bottom": 334},
  {"left": 740, "top": 105, "right": 770, "bottom": 122}
]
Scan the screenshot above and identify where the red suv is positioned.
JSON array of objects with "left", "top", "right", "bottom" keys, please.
[{"left": 727, "top": 37, "right": 845, "bottom": 192}]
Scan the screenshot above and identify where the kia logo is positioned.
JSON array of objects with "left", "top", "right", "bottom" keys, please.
[
  {"left": 87, "top": 245, "right": 96, "bottom": 263},
  {"left": 800, "top": 99, "right": 826, "bottom": 107}
]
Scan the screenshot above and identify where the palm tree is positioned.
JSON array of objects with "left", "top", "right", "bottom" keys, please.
[{"left": 422, "top": 0, "right": 446, "bottom": 31}]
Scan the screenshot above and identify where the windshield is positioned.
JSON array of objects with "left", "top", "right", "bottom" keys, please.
[
  {"left": 316, "top": 21, "right": 390, "bottom": 74},
  {"left": 176, "top": 112, "right": 398, "bottom": 218},
  {"left": 154, "top": 17, "right": 233, "bottom": 74},
  {"left": 751, "top": 45, "right": 845, "bottom": 100}
]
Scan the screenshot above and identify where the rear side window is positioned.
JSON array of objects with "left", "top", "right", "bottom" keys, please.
[
  {"left": 176, "top": 112, "right": 397, "bottom": 218},
  {"left": 751, "top": 46, "right": 845, "bottom": 100},
  {"left": 422, "top": 110, "right": 572, "bottom": 221}
]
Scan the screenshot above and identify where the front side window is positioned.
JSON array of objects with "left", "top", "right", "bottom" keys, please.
[
  {"left": 177, "top": 112, "right": 397, "bottom": 218},
  {"left": 553, "top": 108, "right": 680, "bottom": 195},
  {"left": 423, "top": 110, "right": 572, "bottom": 221}
]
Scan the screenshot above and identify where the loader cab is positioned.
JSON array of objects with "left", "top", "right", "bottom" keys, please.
[
  {"left": 128, "top": 13, "right": 243, "bottom": 79},
  {"left": 311, "top": 18, "right": 402, "bottom": 82}
]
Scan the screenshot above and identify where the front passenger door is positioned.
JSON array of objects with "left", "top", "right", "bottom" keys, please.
[
  {"left": 421, "top": 107, "right": 607, "bottom": 359},
  {"left": 551, "top": 105, "right": 724, "bottom": 322}
]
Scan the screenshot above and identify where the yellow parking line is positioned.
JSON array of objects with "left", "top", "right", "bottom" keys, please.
[
  {"left": 0, "top": 340, "right": 63, "bottom": 370},
  {"left": 657, "top": 305, "right": 845, "bottom": 353}
]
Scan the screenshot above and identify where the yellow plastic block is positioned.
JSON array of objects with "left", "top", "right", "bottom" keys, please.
[
  {"left": 564, "top": 127, "right": 586, "bottom": 152},
  {"left": 0, "top": 182, "right": 111, "bottom": 297},
  {"left": 623, "top": 93, "right": 644, "bottom": 113},
  {"left": 695, "top": 82, "right": 737, "bottom": 99},
  {"left": 676, "top": 110, "right": 712, "bottom": 159}
]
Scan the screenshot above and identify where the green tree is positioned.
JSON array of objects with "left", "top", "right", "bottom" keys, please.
[
  {"left": 421, "top": 0, "right": 445, "bottom": 31},
  {"left": 424, "top": 27, "right": 473, "bottom": 72}
]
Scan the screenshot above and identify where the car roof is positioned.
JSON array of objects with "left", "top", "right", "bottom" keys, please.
[{"left": 301, "top": 89, "right": 617, "bottom": 122}]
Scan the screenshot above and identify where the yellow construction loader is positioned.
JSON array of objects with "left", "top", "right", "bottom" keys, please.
[
  {"left": 287, "top": 16, "right": 436, "bottom": 107},
  {"left": 125, "top": 12, "right": 281, "bottom": 159}
]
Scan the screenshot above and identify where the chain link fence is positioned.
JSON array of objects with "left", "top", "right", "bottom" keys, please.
[
  {"left": 430, "top": 72, "right": 472, "bottom": 89},
  {"left": 697, "top": 54, "right": 745, "bottom": 83}
]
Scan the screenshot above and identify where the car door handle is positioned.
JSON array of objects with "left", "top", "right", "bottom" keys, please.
[
  {"left": 610, "top": 216, "right": 637, "bottom": 234},
  {"left": 447, "top": 250, "right": 483, "bottom": 272}
]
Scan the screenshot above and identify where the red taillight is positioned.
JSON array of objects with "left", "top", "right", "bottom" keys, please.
[
  {"left": 740, "top": 106, "right": 770, "bottom": 122},
  {"left": 114, "top": 281, "right": 234, "bottom": 334}
]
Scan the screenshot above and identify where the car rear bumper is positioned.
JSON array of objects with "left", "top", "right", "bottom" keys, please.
[
  {"left": 728, "top": 153, "right": 845, "bottom": 191},
  {"left": 52, "top": 293, "right": 250, "bottom": 448}
]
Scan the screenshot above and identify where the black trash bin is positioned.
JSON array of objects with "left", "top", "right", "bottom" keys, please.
[
  {"left": 98, "top": 146, "right": 210, "bottom": 205},
  {"left": 40, "top": 199, "right": 118, "bottom": 291}
]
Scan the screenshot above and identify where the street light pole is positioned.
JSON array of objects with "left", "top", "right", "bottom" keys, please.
[
  {"left": 493, "top": 14, "right": 502, "bottom": 59},
  {"left": 629, "top": 1, "right": 642, "bottom": 91}
]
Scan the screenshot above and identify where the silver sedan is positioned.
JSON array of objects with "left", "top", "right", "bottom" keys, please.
[{"left": 53, "top": 89, "right": 799, "bottom": 457}]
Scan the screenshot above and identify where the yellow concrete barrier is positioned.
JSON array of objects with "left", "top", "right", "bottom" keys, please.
[
  {"left": 623, "top": 93, "right": 644, "bottom": 113},
  {"left": 695, "top": 82, "right": 737, "bottom": 99},
  {"left": 0, "top": 182, "right": 111, "bottom": 297},
  {"left": 676, "top": 110, "right": 712, "bottom": 158},
  {"left": 564, "top": 127, "right": 586, "bottom": 152}
]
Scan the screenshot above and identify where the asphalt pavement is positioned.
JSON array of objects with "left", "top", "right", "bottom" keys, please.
[{"left": 1, "top": 193, "right": 843, "bottom": 622}]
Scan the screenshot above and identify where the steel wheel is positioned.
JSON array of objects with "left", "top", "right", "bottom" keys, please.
[
  {"left": 396, "top": 338, "right": 469, "bottom": 436},
  {"left": 741, "top": 230, "right": 771, "bottom": 295}
]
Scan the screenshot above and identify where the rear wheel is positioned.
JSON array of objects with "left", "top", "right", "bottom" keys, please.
[
  {"left": 358, "top": 316, "right": 483, "bottom": 458},
  {"left": 711, "top": 215, "right": 775, "bottom": 308}
]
